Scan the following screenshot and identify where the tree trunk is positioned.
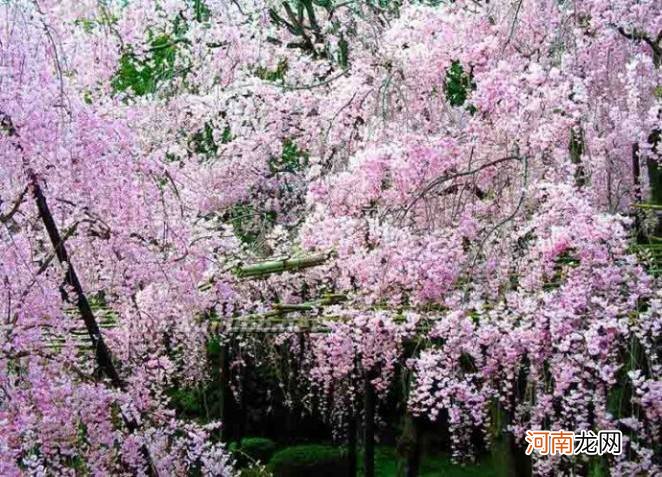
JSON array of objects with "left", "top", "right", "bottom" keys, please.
[
  {"left": 646, "top": 129, "right": 662, "bottom": 237},
  {"left": 347, "top": 411, "right": 357, "bottom": 477},
  {"left": 219, "top": 341, "right": 234, "bottom": 443},
  {"left": 632, "top": 144, "right": 647, "bottom": 242},
  {"left": 398, "top": 412, "right": 421, "bottom": 477},
  {"left": 363, "top": 377, "right": 376, "bottom": 477},
  {"left": 507, "top": 432, "right": 532, "bottom": 477},
  {"left": 570, "top": 128, "right": 586, "bottom": 187}
]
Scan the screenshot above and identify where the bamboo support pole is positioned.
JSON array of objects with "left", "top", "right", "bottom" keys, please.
[
  {"left": 235, "top": 252, "right": 331, "bottom": 278},
  {"left": 634, "top": 203, "right": 662, "bottom": 210}
]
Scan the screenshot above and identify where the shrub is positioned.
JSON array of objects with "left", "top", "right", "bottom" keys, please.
[
  {"left": 237, "top": 437, "right": 278, "bottom": 465},
  {"left": 268, "top": 445, "right": 347, "bottom": 477}
]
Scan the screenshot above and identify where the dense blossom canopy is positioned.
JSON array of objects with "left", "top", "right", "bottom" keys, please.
[{"left": 0, "top": 0, "right": 660, "bottom": 475}]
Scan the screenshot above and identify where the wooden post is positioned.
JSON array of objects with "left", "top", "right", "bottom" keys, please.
[
  {"left": 507, "top": 362, "right": 532, "bottom": 477},
  {"left": 363, "top": 376, "right": 375, "bottom": 477},
  {"left": 238, "top": 367, "right": 246, "bottom": 443}
]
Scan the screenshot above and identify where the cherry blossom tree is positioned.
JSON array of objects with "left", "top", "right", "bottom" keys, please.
[{"left": 0, "top": 0, "right": 660, "bottom": 475}]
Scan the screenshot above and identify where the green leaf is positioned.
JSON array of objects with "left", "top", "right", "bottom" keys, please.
[
  {"left": 444, "top": 60, "right": 476, "bottom": 109},
  {"left": 268, "top": 138, "right": 309, "bottom": 174}
]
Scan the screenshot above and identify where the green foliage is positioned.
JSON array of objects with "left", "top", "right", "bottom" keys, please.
[
  {"left": 190, "top": 121, "right": 219, "bottom": 157},
  {"left": 167, "top": 337, "right": 225, "bottom": 422},
  {"left": 64, "top": 455, "right": 86, "bottom": 472},
  {"left": 269, "top": 139, "right": 309, "bottom": 174},
  {"left": 359, "top": 445, "right": 511, "bottom": 477},
  {"left": 256, "top": 60, "right": 289, "bottom": 82},
  {"left": 233, "top": 437, "right": 278, "bottom": 466},
  {"left": 111, "top": 0, "right": 212, "bottom": 97},
  {"left": 151, "top": 34, "right": 179, "bottom": 70},
  {"left": 607, "top": 335, "right": 646, "bottom": 422},
  {"left": 206, "top": 336, "right": 223, "bottom": 356},
  {"left": 74, "top": 17, "right": 96, "bottom": 33},
  {"left": 74, "top": 11, "right": 119, "bottom": 33},
  {"left": 111, "top": 34, "right": 179, "bottom": 96},
  {"left": 587, "top": 458, "right": 609, "bottom": 477},
  {"left": 337, "top": 35, "right": 349, "bottom": 68},
  {"left": 555, "top": 248, "right": 580, "bottom": 267},
  {"left": 633, "top": 241, "right": 662, "bottom": 277},
  {"left": 167, "top": 386, "right": 205, "bottom": 417},
  {"left": 221, "top": 126, "right": 233, "bottom": 144},
  {"left": 268, "top": 445, "right": 347, "bottom": 477},
  {"left": 192, "top": 0, "right": 212, "bottom": 23},
  {"left": 83, "top": 90, "right": 94, "bottom": 104},
  {"left": 187, "top": 121, "right": 231, "bottom": 161},
  {"left": 444, "top": 60, "right": 475, "bottom": 111},
  {"left": 111, "top": 51, "right": 153, "bottom": 96}
]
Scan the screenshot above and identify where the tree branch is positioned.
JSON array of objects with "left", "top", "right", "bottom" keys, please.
[
  {"left": 0, "top": 186, "right": 28, "bottom": 223},
  {"left": 399, "top": 153, "right": 521, "bottom": 221}
]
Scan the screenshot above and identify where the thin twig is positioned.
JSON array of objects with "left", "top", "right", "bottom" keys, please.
[
  {"left": 398, "top": 153, "right": 520, "bottom": 221},
  {"left": 0, "top": 186, "right": 28, "bottom": 223}
]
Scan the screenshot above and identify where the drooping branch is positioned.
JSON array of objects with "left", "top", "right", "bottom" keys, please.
[
  {"left": 1, "top": 108, "right": 158, "bottom": 475},
  {"left": 467, "top": 155, "right": 529, "bottom": 273},
  {"left": 399, "top": 153, "right": 521, "bottom": 221},
  {"left": 2, "top": 112, "right": 119, "bottom": 382},
  {"left": 29, "top": 174, "right": 160, "bottom": 477},
  {"left": 3, "top": 112, "right": 118, "bottom": 378}
]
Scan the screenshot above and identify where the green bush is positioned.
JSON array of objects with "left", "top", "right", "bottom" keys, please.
[
  {"left": 268, "top": 445, "right": 347, "bottom": 477},
  {"left": 236, "top": 437, "right": 278, "bottom": 466}
]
